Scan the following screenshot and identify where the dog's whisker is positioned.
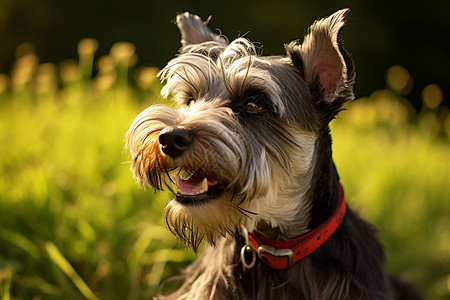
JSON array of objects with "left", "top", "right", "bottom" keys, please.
[
  {"left": 234, "top": 206, "right": 254, "bottom": 219},
  {"left": 235, "top": 205, "right": 256, "bottom": 216},
  {"left": 165, "top": 169, "right": 175, "bottom": 184}
]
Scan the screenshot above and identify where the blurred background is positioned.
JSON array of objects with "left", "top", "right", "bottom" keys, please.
[
  {"left": 0, "top": 0, "right": 449, "bottom": 299},
  {"left": 1, "top": 0, "right": 450, "bottom": 109}
]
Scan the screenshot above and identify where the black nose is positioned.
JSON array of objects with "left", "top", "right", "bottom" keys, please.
[{"left": 159, "top": 127, "right": 193, "bottom": 158}]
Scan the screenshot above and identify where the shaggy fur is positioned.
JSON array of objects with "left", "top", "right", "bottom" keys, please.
[{"left": 126, "top": 9, "right": 421, "bottom": 300}]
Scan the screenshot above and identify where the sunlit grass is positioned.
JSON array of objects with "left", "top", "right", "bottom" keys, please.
[
  {"left": 332, "top": 93, "right": 450, "bottom": 298},
  {"left": 0, "top": 40, "right": 449, "bottom": 299}
]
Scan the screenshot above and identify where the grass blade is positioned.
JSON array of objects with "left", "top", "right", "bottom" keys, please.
[
  {"left": 0, "top": 265, "right": 12, "bottom": 300},
  {"left": 44, "top": 241, "right": 100, "bottom": 300},
  {"left": 0, "top": 228, "right": 41, "bottom": 259}
]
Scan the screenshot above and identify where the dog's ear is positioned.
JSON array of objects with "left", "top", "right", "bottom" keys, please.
[
  {"left": 286, "top": 9, "right": 355, "bottom": 104},
  {"left": 176, "top": 13, "right": 228, "bottom": 47}
]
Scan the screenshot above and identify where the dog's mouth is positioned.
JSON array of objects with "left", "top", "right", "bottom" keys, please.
[{"left": 175, "top": 170, "right": 224, "bottom": 205}]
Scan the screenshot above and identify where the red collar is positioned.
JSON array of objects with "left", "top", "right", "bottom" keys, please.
[{"left": 243, "top": 184, "right": 346, "bottom": 270}]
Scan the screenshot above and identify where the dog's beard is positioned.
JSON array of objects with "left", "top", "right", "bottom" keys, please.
[
  {"left": 164, "top": 191, "right": 246, "bottom": 252},
  {"left": 162, "top": 168, "right": 258, "bottom": 252}
]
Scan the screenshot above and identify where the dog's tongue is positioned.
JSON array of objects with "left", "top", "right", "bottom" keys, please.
[{"left": 176, "top": 172, "right": 218, "bottom": 195}]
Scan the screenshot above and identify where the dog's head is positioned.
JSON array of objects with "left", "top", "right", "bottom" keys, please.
[{"left": 126, "top": 9, "right": 354, "bottom": 251}]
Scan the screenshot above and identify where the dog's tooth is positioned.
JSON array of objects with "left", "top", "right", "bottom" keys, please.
[{"left": 201, "top": 178, "right": 208, "bottom": 193}]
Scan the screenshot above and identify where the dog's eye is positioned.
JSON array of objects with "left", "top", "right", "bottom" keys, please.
[{"left": 245, "top": 101, "right": 263, "bottom": 112}]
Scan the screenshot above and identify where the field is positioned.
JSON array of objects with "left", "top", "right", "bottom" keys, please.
[{"left": 0, "top": 40, "right": 449, "bottom": 299}]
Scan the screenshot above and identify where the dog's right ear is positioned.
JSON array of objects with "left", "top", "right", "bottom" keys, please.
[
  {"left": 286, "top": 9, "right": 355, "bottom": 106},
  {"left": 176, "top": 13, "right": 228, "bottom": 47}
]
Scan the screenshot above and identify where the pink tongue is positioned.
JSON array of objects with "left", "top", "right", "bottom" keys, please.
[
  {"left": 177, "top": 173, "right": 204, "bottom": 195},
  {"left": 176, "top": 172, "right": 219, "bottom": 195}
]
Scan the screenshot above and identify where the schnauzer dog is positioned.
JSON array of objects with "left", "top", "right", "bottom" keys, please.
[{"left": 126, "top": 9, "right": 420, "bottom": 300}]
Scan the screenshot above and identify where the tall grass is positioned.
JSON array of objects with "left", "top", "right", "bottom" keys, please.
[{"left": 0, "top": 40, "right": 449, "bottom": 299}]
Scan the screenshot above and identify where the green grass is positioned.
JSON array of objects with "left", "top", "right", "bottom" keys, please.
[
  {"left": 332, "top": 92, "right": 450, "bottom": 299},
  {"left": 0, "top": 40, "right": 449, "bottom": 299}
]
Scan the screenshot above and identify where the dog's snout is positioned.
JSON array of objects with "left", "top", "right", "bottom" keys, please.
[{"left": 159, "top": 127, "right": 193, "bottom": 158}]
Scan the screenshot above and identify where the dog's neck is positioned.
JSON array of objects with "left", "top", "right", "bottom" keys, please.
[
  {"left": 255, "top": 128, "right": 339, "bottom": 240},
  {"left": 307, "top": 128, "right": 341, "bottom": 229}
]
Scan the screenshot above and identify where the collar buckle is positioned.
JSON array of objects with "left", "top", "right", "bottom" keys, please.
[{"left": 257, "top": 245, "right": 294, "bottom": 268}]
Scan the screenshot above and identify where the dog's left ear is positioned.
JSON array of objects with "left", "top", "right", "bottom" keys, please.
[
  {"left": 286, "top": 9, "right": 355, "bottom": 104},
  {"left": 176, "top": 13, "right": 228, "bottom": 48}
]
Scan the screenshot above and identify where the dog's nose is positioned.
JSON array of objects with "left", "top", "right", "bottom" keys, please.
[{"left": 159, "top": 127, "right": 193, "bottom": 158}]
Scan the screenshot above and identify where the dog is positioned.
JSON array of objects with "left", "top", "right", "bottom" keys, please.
[{"left": 126, "top": 9, "right": 421, "bottom": 300}]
